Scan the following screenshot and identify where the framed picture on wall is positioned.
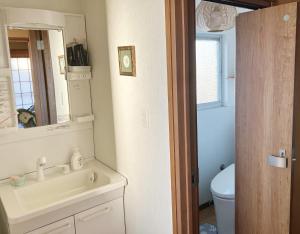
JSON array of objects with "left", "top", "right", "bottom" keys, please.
[
  {"left": 58, "top": 55, "right": 65, "bottom": 74},
  {"left": 118, "top": 46, "right": 136, "bottom": 76}
]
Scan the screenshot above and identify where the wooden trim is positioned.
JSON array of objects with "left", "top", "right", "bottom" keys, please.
[
  {"left": 41, "top": 30, "right": 57, "bottom": 125},
  {"left": 165, "top": 0, "right": 199, "bottom": 233},
  {"left": 273, "top": 0, "right": 297, "bottom": 5},
  {"left": 8, "top": 37, "right": 29, "bottom": 43},
  {"left": 9, "top": 37, "right": 30, "bottom": 58},
  {"left": 199, "top": 201, "right": 214, "bottom": 210},
  {"left": 29, "top": 30, "right": 49, "bottom": 126},
  {"left": 9, "top": 50, "right": 29, "bottom": 58},
  {"left": 205, "top": 0, "right": 271, "bottom": 9}
]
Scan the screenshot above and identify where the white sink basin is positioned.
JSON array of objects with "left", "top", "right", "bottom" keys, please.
[
  {"left": 15, "top": 168, "right": 110, "bottom": 211},
  {"left": 0, "top": 160, "right": 127, "bottom": 224}
]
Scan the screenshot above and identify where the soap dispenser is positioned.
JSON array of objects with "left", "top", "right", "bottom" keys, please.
[{"left": 71, "top": 147, "right": 84, "bottom": 171}]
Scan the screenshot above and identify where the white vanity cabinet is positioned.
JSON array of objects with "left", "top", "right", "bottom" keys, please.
[
  {"left": 75, "top": 198, "right": 125, "bottom": 234},
  {"left": 24, "top": 198, "right": 125, "bottom": 234},
  {"left": 26, "top": 217, "right": 75, "bottom": 234}
]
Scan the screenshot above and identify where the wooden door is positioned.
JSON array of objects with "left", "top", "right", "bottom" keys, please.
[
  {"left": 29, "top": 30, "right": 57, "bottom": 126},
  {"left": 236, "top": 2, "right": 297, "bottom": 234}
]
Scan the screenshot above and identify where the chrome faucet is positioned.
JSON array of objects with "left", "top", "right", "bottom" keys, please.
[{"left": 36, "top": 157, "right": 47, "bottom": 181}]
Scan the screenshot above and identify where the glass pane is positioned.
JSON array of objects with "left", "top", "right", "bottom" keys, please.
[
  {"left": 12, "top": 71, "right": 20, "bottom": 82},
  {"left": 23, "top": 104, "right": 32, "bottom": 109},
  {"left": 11, "top": 58, "right": 18, "bottom": 70},
  {"left": 14, "top": 82, "right": 21, "bottom": 93},
  {"left": 15, "top": 94, "right": 23, "bottom": 107},
  {"left": 196, "top": 39, "right": 221, "bottom": 105},
  {"left": 19, "top": 70, "right": 30, "bottom": 81},
  {"left": 11, "top": 58, "right": 35, "bottom": 110},
  {"left": 20, "top": 82, "right": 32, "bottom": 93},
  {"left": 21, "top": 93, "right": 33, "bottom": 105},
  {"left": 18, "top": 58, "right": 29, "bottom": 70}
]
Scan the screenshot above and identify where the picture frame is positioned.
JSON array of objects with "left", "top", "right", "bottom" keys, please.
[
  {"left": 58, "top": 55, "right": 65, "bottom": 74},
  {"left": 118, "top": 46, "right": 136, "bottom": 76}
]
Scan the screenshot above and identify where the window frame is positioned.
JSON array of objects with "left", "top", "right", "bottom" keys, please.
[
  {"left": 11, "top": 57, "right": 35, "bottom": 110},
  {"left": 196, "top": 33, "right": 223, "bottom": 110}
]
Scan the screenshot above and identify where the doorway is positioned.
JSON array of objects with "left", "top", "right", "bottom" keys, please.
[
  {"left": 195, "top": 3, "right": 251, "bottom": 233},
  {"left": 165, "top": 0, "right": 299, "bottom": 234}
]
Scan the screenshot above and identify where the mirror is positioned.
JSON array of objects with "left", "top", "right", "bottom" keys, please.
[{"left": 7, "top": 28, "right": 70, "bottom": 128}]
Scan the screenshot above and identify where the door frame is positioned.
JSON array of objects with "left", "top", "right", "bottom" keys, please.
[{"left": 164, "top": 1, "right": 272, "bottom": 234}]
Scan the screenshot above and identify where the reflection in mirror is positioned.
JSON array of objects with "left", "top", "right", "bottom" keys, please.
[{"left": 7, "top": 28, "right": 70, "bottom": 128}]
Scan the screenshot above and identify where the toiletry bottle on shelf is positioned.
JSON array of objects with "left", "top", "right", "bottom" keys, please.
[{"left": 71, "top": 147, "right": 84, "bottom": 171}]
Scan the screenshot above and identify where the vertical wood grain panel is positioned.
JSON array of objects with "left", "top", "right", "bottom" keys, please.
[
  {"left": 236, "top": 3, "right": 297, "bottom": 233},
  {"left": 41, "top": 30, "right": 57, "bottom": 125},
  {"left": 165, "top": 0, "right": 199, "bottom": 233},
  {"left": 290, "top": 4, "right": 300, "bottom": 234},
  {"left": 274, "top": 0, "right": 297, "bottom": 5}
]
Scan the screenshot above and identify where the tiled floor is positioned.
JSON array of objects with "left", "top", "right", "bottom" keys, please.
[{"left": 199, "top": 205, "right": 216, "bottom": 225}]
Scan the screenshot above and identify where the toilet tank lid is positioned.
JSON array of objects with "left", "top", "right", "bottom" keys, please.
[{"left": 210, "top": 164, "right": 235, "bottom": 199}]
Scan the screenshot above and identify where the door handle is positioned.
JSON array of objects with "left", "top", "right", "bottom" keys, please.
[
  {"left": 268, "top": 149, "right": 288, "bottom": 169},
  {"left": 44, "top": 223, "right": 72, "bottom": 234}
]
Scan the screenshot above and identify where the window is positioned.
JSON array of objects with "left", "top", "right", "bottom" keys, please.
[
  {"left": 11, "top": 58, "right": 35, "bottom": 110},
  {"left": 196, "top": 36, "right": 222, "bottom": 108}
]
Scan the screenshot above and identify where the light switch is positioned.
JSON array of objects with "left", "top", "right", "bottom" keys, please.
[{"left": 141, "top": 110, "right": 150, "bottom": 129}]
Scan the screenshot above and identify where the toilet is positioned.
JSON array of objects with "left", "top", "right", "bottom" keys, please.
[{"left": 210, "top": 164, "right": 235, "bottom": 234}]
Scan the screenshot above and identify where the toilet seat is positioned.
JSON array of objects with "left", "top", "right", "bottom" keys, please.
[{"left": 210, "top": 164, "right": 235, "bottom": 200}]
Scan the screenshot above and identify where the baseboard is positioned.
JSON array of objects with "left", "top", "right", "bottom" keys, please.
[{"left": 199, "top": 200, "right": 214, "bottom": 210}]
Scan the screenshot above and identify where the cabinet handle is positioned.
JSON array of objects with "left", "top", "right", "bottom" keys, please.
[
  {"left": 44, "top": 223, "right": 72, "bottom": 234},
  {"left": 79, "top": 207, "right": 111, "bottom": 222}
]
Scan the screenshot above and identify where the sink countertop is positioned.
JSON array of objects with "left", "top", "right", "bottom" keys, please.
[{"left": 0, "top": 160, "right": 127, "bottom": 224}]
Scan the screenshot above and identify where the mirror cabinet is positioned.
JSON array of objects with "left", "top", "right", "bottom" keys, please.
[{"left": 0, "top": 7, "right": 93, "bottom": 131}]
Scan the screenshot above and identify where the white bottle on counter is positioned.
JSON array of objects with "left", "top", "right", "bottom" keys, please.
[{"left": 71, "top": 147, "right": 84, "bottom": 171}]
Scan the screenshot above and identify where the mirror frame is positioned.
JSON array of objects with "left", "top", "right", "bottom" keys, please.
[{"left": 0, "top": 7, "right": 73, "bottom": 133}]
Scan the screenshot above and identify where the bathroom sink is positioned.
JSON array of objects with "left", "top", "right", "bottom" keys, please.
[
  {"left": 0, "top": 160, "right": 127, "bottom": 224},
  {"left": 15, "top": 168, "right": 110, "bottom": 211}
]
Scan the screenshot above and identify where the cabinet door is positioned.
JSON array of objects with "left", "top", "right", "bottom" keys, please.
[
  {"left": 75, "top": 198, "right": 125, "bottom": 234},
  {"left": 26, "top": 217, "right": 75, "bottom": 234}
]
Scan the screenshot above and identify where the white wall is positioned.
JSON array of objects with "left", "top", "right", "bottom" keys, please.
[
  {"left": 0, "top": 0, "right": 82, "bottom": 14},
  {"left": 104, "top": 0, "right": 172, "bottom": 233},
  {"left": 0, "top": 123, "right": 94, "bottom": 179},
  {"left": 48, "top": 30, "right": 70, "bottom": 123},
  {"left": 198, "top": 107, "right": 235, "bottom": 204},
  {"left": 80, "top": 0, "right": 117, "bottom": 168},
  {"left": 198, "top": 28, "right": 236, "bottom": 205}
]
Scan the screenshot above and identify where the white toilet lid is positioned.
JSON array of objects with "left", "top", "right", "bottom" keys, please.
[{"left": 210, "top": 164, "right": 235, "bottom": 200}]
